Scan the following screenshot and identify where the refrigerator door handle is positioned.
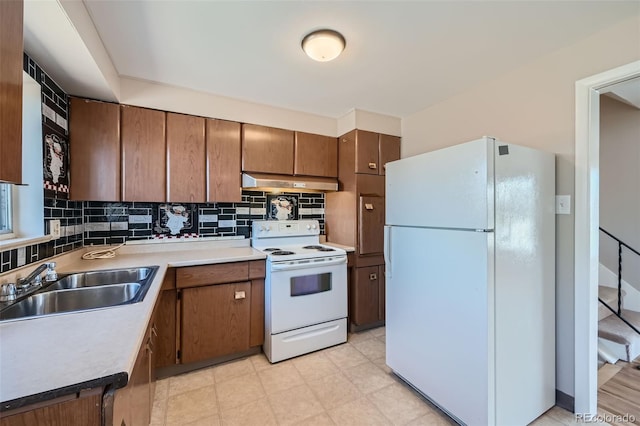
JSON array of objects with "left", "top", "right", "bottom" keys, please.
[{"left": 384, "top": 226, "right": 392, "bottom": 279}]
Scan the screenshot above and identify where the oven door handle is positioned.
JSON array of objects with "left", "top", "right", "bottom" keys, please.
[{"left": 270, "top": 257, "right": 347, "bottom": 271}]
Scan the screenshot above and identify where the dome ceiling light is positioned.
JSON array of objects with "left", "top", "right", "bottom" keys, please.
[{"left": 301, "top": 29, "right": 346, "bottom": 62}]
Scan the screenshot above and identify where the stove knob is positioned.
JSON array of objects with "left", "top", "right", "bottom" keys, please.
[
  {"left": 266, "top": 225, "right": 271, "bottom": 231},
  {"left": 260, "top": 225, "right": 266, "bottom": 232},
  {"left": 312, "top": 224, "right": 317, "bottom": 230},
  {"left": 306, "top": 224, "right": 311, "bottom": 230}
]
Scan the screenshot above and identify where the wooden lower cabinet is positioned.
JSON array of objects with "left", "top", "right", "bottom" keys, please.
[
  {"left": 0, "top": 390, "right": 102, "bottom": 426},
  {"left": 181, "top": 281, "right": 252, "bottom": 363},
  {"left": 351, "top": 264, "right": 385, "bottom": 328},
  {"left": 173, "top": 260, "right": 265, "bottom": 366},
  {"left": 109, "top": 319, "right": 154, "bottom": 426}
]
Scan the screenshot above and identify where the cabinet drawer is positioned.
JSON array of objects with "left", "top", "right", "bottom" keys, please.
[
  {"left": 176, "top": 262, "right": 249, "bottom": 288},
  {"left": 249, "top": 260, "right": 265, "bottom": 279}
]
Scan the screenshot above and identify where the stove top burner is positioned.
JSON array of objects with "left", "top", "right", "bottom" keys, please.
[
  {"left": 263, "top": 248, "right": 281, "bottom": 252},
  {"left": 302, "top": 245, "right": 336, "bottom": 252},
  {"left": 270, "top": 250, "right": 295, "bottom": 256}
]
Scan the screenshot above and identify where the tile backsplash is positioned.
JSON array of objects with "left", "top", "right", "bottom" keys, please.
[{"left": 83, "top": 191, "right": 325, "bottom": 246}]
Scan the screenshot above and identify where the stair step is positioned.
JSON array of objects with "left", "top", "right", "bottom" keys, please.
[
  {"left": 599, "top": 286, "right": 626, "bottom": 321},
  {"left": 599, "top": 309, "right": 640, "bottom": 361}
]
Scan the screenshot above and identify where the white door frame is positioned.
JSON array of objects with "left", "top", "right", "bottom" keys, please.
[{"left": 574, "top": 60, "right": 640, "bottom": 415}]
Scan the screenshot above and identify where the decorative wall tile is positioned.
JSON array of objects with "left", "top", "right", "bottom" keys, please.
[{"left": 128, "top": 215, "right": 152, "bottom": 224}]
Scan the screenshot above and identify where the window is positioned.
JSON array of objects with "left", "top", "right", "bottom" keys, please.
[{"left": 0, "top": 183, "right": 12, "bottom": 238}]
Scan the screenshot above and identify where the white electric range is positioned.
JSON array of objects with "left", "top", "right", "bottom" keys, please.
[{"left": 251, "top": 219, "right": 348, "bottom": 363}]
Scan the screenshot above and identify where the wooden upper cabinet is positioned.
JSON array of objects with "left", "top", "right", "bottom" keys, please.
[
  {"left": 379, "top": 134, "right": 401, "bottom": 175},
  {"left": 69, "top": 98, "right": 120, "bottom": 201},
  {"left": 339, "top": 130, "right": 401, "bottom": 176},
  {"left": 0, "top": 0, "right": 24, "bottom": 184},
  {"left": 121, "top": 106, "right": 166, "bottom": 202},
  {"left": 207, "top": 119, "right": 241, "bottom": 202},
  {"left": 294, "top": 132, "right": 337, "bottom": 178},
  {"left": 166, "top": 112, "right": 205, "bottom": 202},
  {"left": 242, "top": 124, "right": 294, "bottom": 175},
  {"left": 354, "top": 130, "right": 380, "bottom": 175}
]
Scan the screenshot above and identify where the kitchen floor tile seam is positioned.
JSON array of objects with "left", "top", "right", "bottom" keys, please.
[
  {"left": 364, "top": 381, "right": 442, "bottom": 426},
  {"left": 304, "top": 370, "right": 365, "bottom": 412},
  {"left": 210, "top": 380, "right": 224, "bottom": 426}
]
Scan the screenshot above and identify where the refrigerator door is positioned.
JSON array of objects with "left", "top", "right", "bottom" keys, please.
[
  {"left": 385, "top": 226, "right": 494, "bottom": 426},
  {"left": 386, "top": 137, "right": 494, "bottom": 230}
]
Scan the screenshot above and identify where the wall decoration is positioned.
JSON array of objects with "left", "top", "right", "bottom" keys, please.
[
  {"left": 153, "top": 204, "right": 198, "bottom": 237},
  {"left": 267, "top": 194, "right": 298, "bottom": 220},
  {"left": 43, "top": 128, "right": 69, "bottom": 197}
]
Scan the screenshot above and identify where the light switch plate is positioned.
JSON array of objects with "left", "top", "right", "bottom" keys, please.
[{"left": 556, "top": 195, "right": 571, "bottom": 215}]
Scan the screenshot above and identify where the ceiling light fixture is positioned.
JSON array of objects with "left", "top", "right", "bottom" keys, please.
[{"left": 301, "top": 29, "right": 346, "bottom": 62}]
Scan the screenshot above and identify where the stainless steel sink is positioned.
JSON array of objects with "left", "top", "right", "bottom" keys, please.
[
  {"left": 0, "top": 284, "right": 142, "bottom": 321},
  {"left": 47, "top": 267, "right": 155, "bottom": 291},
  {"left": 0, "top": 266, "right": 158, "bottom": 322}
]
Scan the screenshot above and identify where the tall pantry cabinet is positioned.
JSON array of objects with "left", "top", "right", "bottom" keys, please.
[{"left": 325, "top": 130, "right": 400, "bottom": 331}]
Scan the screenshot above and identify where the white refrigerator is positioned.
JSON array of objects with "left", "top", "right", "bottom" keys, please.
[{"left": 384, "top": 137, "right": 556, "bottom": 426}]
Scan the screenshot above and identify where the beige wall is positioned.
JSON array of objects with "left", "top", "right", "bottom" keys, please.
[
  {"left": 401, "top": 14, "right": 640, "bottom": 399},
  {"left": 600, "top": 95, "right": 640, "bottom": 289}
]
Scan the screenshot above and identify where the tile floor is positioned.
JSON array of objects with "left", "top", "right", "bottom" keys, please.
[{"left": 151, "top": 327, "right": 580, "bottom": 425}]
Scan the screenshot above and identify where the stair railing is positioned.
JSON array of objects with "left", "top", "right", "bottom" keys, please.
[{"left": 599, "top": 227, "right": 640, "bottom": 335}]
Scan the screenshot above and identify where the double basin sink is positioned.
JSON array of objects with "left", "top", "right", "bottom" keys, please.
[{"left": 0, "top": 266, "right": 158, "bottom": 322}]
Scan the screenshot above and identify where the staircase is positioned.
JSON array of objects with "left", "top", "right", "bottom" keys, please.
[
  {"left": 598, "top": 228, "right": 640, "bottom": 363},
  {"left": 599, "top": 286, "right": 640, "bottom": 361}
]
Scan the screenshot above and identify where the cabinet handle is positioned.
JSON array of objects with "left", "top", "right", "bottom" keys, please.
[
  {"left": 369, "top": 273, "right": 378, "bottom": 281},
  {"left": 235, "top": 290, "right": 246, "bottom": 300},
  {"left": 368, "top": 162, "right": 377, "bottom": 170},
  {"left": 151, "top": 326, "right": 158, "bottom": 337},
  {"left": 364, "top": 203, "right": 374, "bottom": 211}
]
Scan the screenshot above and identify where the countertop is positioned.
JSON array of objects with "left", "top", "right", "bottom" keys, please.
[{"left": 0, "top": 239, "right": 265, "bottom": 411}]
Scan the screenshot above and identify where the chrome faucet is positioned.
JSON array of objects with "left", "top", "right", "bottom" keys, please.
[
  {"left": 17, "top": 262, "right": 58, "bottom": 290},
  {"left": 0, "top": 262, "right": 58, "bottom": 305}
]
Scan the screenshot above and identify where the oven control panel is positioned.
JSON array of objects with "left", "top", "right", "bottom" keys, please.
[{"left": 252, "top": 220, "right": 320, "bottom": 237}]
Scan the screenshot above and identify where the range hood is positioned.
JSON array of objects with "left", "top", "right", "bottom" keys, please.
[{"left": 242, "top": 173, "right": 338, "bottom": 192}]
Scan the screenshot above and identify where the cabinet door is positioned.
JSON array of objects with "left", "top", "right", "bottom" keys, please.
[
  {"left": 69, "top": 98, "right": 120, "bottom": 200},
  {"left": 130, "top": 329, "right": 151, "bottom": 426},
  {"left": 378, "top": 134, "right": 401, "bottom": 176},
  {"left": 181, "top": 282, "right": 251, "bottom": 364},
  {"left": 0, "top": 0, "right": 23, "bottom": 184},
  {"left": 242, "top": 124, "right": 294, "bottom": 175},
  {"left": 207, "top": 119, "right": 241, "bottom": 202},
  {"left": 155, "top": 290, "right": 177, "bottom": 369},
  {"left": 121, "top": 106, "right": 166, "bottom": 202},
  {"left": 358, "top": 195, "right": 385, "bottom": 255},
  {"left": 354, "top": 130, "right": 379, "bottom": 175},
  {"left": 352, "top": 266, "right": 380, "bottom": 326},
  {"left": 294, "top": 132, "right": 337, "bottom": 177},
  {"left": 249, "top": 279, "right": 264, "bottom": 347},
  {"left": 166, "top": 112, "right": 205, "bottom": 202}
]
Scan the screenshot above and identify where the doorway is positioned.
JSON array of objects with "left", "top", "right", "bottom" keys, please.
[{"left": 574, "top": 60, "right": 640, "bottom": 415}]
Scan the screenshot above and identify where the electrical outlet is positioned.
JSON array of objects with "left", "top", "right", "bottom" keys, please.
[{"left": 50, "top": 220, "right": 61, "bottom": 239}]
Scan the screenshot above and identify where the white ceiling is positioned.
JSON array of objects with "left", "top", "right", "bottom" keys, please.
[{"left": 23, "top": 0, "right": 639, "bottom": 119}]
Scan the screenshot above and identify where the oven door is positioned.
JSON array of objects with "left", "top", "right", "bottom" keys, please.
[{"left": 268, "top": 256, "right": 347, "bottom": 334}]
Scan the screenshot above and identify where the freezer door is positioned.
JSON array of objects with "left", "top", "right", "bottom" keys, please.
[
  {"left": 385, "top": 226, "right": 494, "bottom": 426},
  {"left": 386, "top": 137, "right": 494, "bottom": 230}
]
